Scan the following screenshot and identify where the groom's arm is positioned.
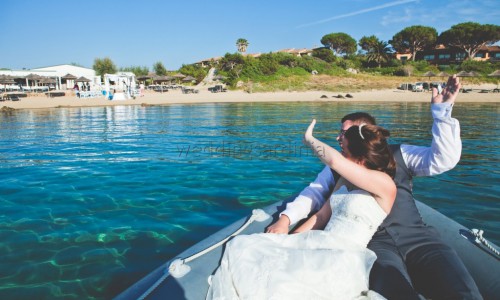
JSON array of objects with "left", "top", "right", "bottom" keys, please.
[
  {"left": 266, "top": 166, "right": 335, "bottom": 233},
  {"left": 401, "top": 75, "right": 462, "bottom": 176}
]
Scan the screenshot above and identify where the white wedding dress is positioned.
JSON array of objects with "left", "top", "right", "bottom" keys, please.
[{"left": 206, "top": 186, "right": 387, "bottom": 300}]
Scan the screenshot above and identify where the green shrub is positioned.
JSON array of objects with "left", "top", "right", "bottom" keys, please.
[
  {"left": 459, "top": 60, "right": 496, "bottom": 75},
  {"left": 179, "top": 64, "right": 208, "bottom": 82},
  {"left": 364, "top": 67, "right": 399, "bottom": 76},
  {"left": 387, "top": 59, "right": 402, "bottom": 68},
  {"left": 312, "top": 48, "right": 336, "bottom": 63},
  {"left": 438, "top": 64, "right": 459, "bottom": 73},
  {"left": 394, "top": 65, "right": 414, "bottom": 76},
  {"left": 407, "top": 60, "right": 430, "bottom": 72}
]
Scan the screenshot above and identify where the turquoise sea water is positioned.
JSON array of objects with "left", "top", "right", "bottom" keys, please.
[{"left": 0, "top": 102, "right": 498, "bottom": 299}]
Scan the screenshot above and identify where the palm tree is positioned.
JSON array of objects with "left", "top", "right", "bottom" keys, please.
[
  {"left": 367, "top": 41, "right": 392, "bottom": 68},
  {"left": 236, "top": 38, "right": 249, "bottom": 54}
]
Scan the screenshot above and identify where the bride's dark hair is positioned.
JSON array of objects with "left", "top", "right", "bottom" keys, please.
[{"left": 344, "top": 124, "right": 396, "bottom": 178}]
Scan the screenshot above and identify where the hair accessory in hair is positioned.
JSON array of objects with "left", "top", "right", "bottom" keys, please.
[{"left": 359, "top": 123, "right": 366, "bottom": 140}]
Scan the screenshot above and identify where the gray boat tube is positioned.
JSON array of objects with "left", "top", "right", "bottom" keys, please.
[
  {"left": 115, "top": 200, "right": 499, "bottom": 300},
  {"left": 415, "top": 201, "right": 499, "bottom": 299}
]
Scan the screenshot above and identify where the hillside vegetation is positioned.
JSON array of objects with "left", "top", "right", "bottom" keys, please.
[{"left": 199, "top": 52, "right": 500, "bottom": 93}]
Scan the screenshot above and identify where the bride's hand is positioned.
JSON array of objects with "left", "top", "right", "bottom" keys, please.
[{"left": 303, "top": 119, "right": 316, "bottom": 145}]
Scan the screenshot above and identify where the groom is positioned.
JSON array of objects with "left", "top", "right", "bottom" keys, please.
[{"left": 266, "top": 75, "right": 482, "bottom": 299}]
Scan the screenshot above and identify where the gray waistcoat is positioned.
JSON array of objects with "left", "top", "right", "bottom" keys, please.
[
  {"left": 333, "top": 144, "right": 438, "bottom": 252},
  {"left": 379, "top": 145, "right": 438, "bottom": 251}
]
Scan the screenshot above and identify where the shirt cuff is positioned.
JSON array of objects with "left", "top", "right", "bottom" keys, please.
[
  {"left": 280, "top": 195, "right": 313, "bottom": 225},
  {"left": 278, "top": 211, "right": 298, "bottom": 226},
  {"left": 431, "top": 102, "right": 453, "bottom": 120}
]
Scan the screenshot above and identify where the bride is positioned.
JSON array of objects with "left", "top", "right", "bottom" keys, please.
[{"left": 207, "top": 119, "right": 397, "bottom": 299}]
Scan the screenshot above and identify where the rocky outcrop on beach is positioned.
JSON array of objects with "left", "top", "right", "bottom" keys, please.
[{"left": 1, "top": 106, "right": 15, "bottom": 112}]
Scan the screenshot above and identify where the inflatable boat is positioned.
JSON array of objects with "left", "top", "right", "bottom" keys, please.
[{"left": 115, "top": 200, "right": 499, "bottom": 300}]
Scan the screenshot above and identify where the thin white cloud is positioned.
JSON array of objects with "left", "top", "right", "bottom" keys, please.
[
  {"left": 296, "top": 0, "right": 419, "bottom": 28},
  {"left": 441, "top": 0, "right": 500, "bottom": 24},
  {"left": 381, "top": 7, "right": 413, "bottom": 26},
  {"left": 378, "top": 0, "right": 500, "bottom": 33}
]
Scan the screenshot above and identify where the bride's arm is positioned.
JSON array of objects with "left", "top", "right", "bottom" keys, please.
[
  {"left": 292, "top": 200, "right": 332, "bottom": 233},
  {"left": 304, "top": 119, "right": 396, "bottom": 213}
]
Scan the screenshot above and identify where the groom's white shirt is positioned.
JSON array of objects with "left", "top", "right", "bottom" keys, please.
[{"left": 282, "top": 103, "right": 461, "bottom": 224}]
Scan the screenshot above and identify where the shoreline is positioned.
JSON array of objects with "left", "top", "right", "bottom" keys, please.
[{"left": 1, "top": 85, "right": 499, "bottom": 110}]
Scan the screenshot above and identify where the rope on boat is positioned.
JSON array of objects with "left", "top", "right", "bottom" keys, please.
[
  {"left": 136, "top": 209, "right": 270, "bottom": 300},
  {"left": 470, "top": 228, "right": 500, "bottom": 257}
]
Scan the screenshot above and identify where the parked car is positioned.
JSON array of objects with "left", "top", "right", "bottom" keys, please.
[
  {"left": 422, "top": 82, "right": 430, "bottom": 91},
  {"left": 413, "top": 82, "right": 424, "bottom": 92},
  {"left": 397, "top": 83, "right": 413, "bottom": 91},
  {"left": 208, "top": 85, "right": 227, "bottom": 93},
  {"left": 430, "top": 82, "right": 443, "bottom": 89}
]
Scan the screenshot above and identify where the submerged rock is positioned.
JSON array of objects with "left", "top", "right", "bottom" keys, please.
[{"left": 1, "top": 106, "right": 15, "bottom": 112}]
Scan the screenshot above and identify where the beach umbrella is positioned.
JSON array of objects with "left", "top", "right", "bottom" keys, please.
[
  {"left": 25, "top": 73, "right": 43, "bottom": 80},
  {"left": 137, "top": 75, "right": 153, "bottom": 81},
  {"left": 24, "top": 74, "right": 44, "bottom": 85},
  {"left": 74, "top": 77, "right": 91, "bottom": 91},
  {"left": 137, "top": 72, "right": 154, "bottom": 79},
  {"left": 40, "top": 77, "right": 56, "bottom": 84},
  {"left": 182, "top": 75, "right": 196, "bottom": 82},
  {"left": 422, "top": 71, "right": 437, "bottom": 80},
  {"left": 151, "top": 76, "right": 174, "bottom": 93},
  {"left": 0, "top": 75, "right": 16, "bottom": 92},
  {"left": 488, "top": 70, "right": 500, "bottom": 88},
  {"left": 456, "top": 71, "right": 478, "bottom": 87},
  {"left": 136, "top": 73, "right": 155, "bottom": 86},
  {"left": 455, "top": 71, "right": 470, "bottom": 87},
  {"left": 40, "top": 77, "right": 57, "bottom": 90},
  {"left": 0, "top": 75, "right": 15, "bottom": 83},
  {"left": 153, "top": 75, "right": 173, "bottom": 84},
  {"left": 62, "top": 73, "right": 77, "bottom": 80},
  {"left": 436, "top": 71, "right": 450, "bottom": 78},
  {"left": 24, "top": 73, "right": 43, "bottom": 84},
  {"left": 24, "top": 73, "right": 43, "bottom": 90},
  {"left": 488, "top": 70, "right": 500, "bottom": 77},
  {"left": 75, "top": 76, "right": 91, "bottom": 82},
  {"left": 467, "top": 71, "right": 481, "bottom": 77},
  {"left": 436, "top": 72, "right": 450, "bottom": 86},
  {"left": 171, "top": 73, "right": 186, "bottom": 84},
  {"left": 61, "top": 73, "right": 77, "bottom": 89},
  {"left": 456, "top": 71, "right": 472, "bottom": 77}
]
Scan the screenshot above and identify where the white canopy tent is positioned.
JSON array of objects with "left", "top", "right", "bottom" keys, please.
[{"left": 104, "top": 72, "right": 136, "bottom": 100}]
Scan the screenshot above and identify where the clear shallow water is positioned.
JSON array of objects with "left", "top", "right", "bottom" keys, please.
[{"left": 0, "top": 102, "right": 498, "bottom": 299}]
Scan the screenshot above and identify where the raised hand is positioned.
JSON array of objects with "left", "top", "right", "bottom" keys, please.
[
  {"left": 303, "top": 119, "right": 317, "bottom": 145},
  {"left": 432, "top": 75, "right": 461, "bottom": 104}
]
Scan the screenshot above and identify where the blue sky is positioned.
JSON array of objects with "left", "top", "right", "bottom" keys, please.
[{"left": 1, "top": 0, "right": 499, "bottom": 71}]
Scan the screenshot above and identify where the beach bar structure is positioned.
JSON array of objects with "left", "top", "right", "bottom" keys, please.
[
  {"left": 0, "top": 64, "right": 100, "bottom": 91},
  {"left": 104, "top": 72, "right": 136, "bottom": 100}
]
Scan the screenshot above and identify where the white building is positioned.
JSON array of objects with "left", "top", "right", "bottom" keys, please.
[{"left": 0, "top": 64, "right": 101, "bottom": 90}]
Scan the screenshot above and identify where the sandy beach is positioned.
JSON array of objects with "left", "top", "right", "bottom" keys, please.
[{"left": 1, "top": 84, "right": 499, "bottom": 110}]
